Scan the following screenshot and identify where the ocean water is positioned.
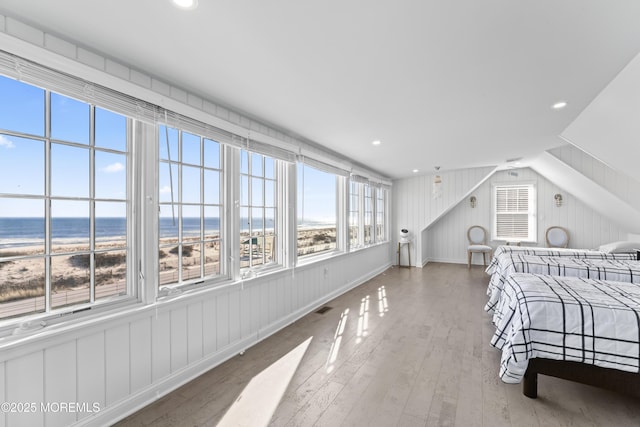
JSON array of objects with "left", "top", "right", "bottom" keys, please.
[
  {"left": 0, "top": 216, "right": 332, "bottom": 249},
  {"left": 0, "top": 217, "right": 220, "bottom": 248}
]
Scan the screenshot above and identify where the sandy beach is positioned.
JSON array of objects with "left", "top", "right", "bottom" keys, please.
[{"left": 1, "top": 227, "right": 336, "bottom": 319}]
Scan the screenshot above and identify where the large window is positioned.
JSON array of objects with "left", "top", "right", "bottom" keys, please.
[
  {"left": 349, "top": 181, "right": 360, "bottom": 248},
  {"left": 0, "top": 75, "right": 130, "bottom": 320},
  {"left": 240, "top": 150, "right": 278, "bottom": 270},
  {"left": 158, "top": 126, "right": 223, "bottom": 287},
  {"left": 376, "top": 187, "right": 387, "bottom": 242},
  {"left": 297, "top": 163, "right": 337, "bottom": 257},
  {"left": 492, "top": 183, "right": 537, "bottom": 242},
  {"left": 363, "top": 184, "right": 373, "bottom": 245}
]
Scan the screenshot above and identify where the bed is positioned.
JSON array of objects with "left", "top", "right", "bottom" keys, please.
[
  {"left": 491, "top": 273, "right": 640, "bottom": 397},
  {"left": 485, "top": 246, "right": 637, "bottom": 315},
  {"left": 487, "top": 255, "right": 640, "bottom": 321}
]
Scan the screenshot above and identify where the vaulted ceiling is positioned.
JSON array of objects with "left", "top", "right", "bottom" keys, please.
[{"left": 1, "top": 0, "right": 640, "bottom": 179}]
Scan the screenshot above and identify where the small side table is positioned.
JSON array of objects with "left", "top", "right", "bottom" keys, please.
[{"left": 397, "top": 241, "right": 411, "bottom": 268}]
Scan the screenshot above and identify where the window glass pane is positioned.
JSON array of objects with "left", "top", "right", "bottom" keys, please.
[
  {"left": 159, "top": 205, "right": 179, "bottom": 241},
  {"left": 203, "top": 138, "right": 220, "bottom": 169},
  {"left": 204, "top": 240, "right": 220, "bottom": 277},
  {"left": 182, "top": 205, "right": 201, "bottom": 243},
  {"left": 50, "top": 93, "right": 90, "bottom": 144},
  {"left": 297, "top": 164, "right": 337, "bottom": 257},
  {"left": 0, "top": 75, "right": 45, "bottom": 136},
  {"left": 264, "top": 158, "right": 274, "bottom": 179},
  {"left": 265, "top": 180, "right": 275, "bottom": 207},
  {"left": 159, "top": 125, "right": 178, "bottom": 161},
  {"left": 182, "top": 243, "right": 201, "bottom": 281},
  {"left": 240, "top": 207, "right": 250, "bottom": 235},
  {"left": 251, "top": 208, "right": 264, "bottom": 235},
  {"left": 251, "top": 153, "right": 263, "bottom": 176},
  {"left": 0, "top": 199, "right": 45, "bottom": 253},
  {"left": 95, "top": 249, "right": 127, "bottom": 300},
  {"left": 240, "top": 176, "right": 249, "bottom": 205},
  {"left": 182, "top": 132, "right": 201, "bottom": 166},
  {"left": 0, "top": 258, "right": 45, "bottom": 320},
  {"left": 251, "top": 177, "right": 263, "bottom": 206},
  {"left": 204, "top": 170, "right": 220, "bottom": 204},
  {"left": 51, "top": 254, "right": 90, "bottom": 309},
  {"left": 204, "top": 207, "right": 220, "bottom": 239},
  {"left": 240, "top": 150, "right": 249, "bottom": 174},
  {"left": 265, "top": 208, "right": 275, "bottom": 233},
  {"left": 95, "top": 151, "right": 127, "bottom": 199},
  {"left": 159, "top": 163, "right": 178, "bottom": 203},
  {"left": 51, "top": 201, "right": 89, "bottom": 253},
  {"left": 95, "top": 107, "right": 126, "bottom": 151},
  {"left": 0, "top": 135, "right": 44, "bottom": 195},
  {"left": 95, "top": 202, "right": 127, "bottom": 250},
  {"left": 51, "top": 143, "right": 89, "bottom": 197},
  {"left": 182, "top": 166, "right": 201, "bottom": 203}
]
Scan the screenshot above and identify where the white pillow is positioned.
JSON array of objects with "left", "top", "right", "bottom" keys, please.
[{"left": 597, "top": 241, "right": 640, "bottom": 253}]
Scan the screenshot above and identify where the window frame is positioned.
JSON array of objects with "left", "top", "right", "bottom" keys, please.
[
  {"left": 157, "top": 125, "right": 227, "bottom": 293},
  {"left": 0, "top": 75, "right": 138, "bottom": 330},
  {"left": 491, "top": 181, "right": 537, "bottom": 243}
]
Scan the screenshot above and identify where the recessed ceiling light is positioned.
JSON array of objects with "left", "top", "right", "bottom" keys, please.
[
  {"left": 552, "top": 101, "right": 567, "bottom": 110},
  {"left": 372, "top": 140, "right": 381, "bottom": 146},
  {"left": 412, "top": 169, "right": 419, "bottom": 173},
  {"left": 172, "top": 0, "right": 198, "bottom": 10}
]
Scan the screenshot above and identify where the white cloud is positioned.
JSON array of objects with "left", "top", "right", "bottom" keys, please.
[
  {"left": 160, "top": 185, "right": 172, "bottom": 194},
  {"left": 0, "top": 135, "right": 15, "bottom": 149},
  {"left": 102, "top": 162, "right": 124, "bottom": 173}
]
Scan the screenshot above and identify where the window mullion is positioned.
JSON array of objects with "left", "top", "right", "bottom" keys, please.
[{"left": 44, "top": 89, "right": 52, "bottom": 314}]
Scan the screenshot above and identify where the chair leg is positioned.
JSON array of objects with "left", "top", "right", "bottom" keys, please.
[
  {"left": 483, "top": 252, "right": 487, "bottom": 267},
  {"left": 467, "top": 251, "right": 471, "bottom": 269}
]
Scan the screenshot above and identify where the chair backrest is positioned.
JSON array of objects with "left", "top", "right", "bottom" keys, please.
[
  {"left": 546, "top": 226, "right": 569, "bottom": 248},
  {"left": 467, "top": 225, "right": 487, "bottom": 245}
]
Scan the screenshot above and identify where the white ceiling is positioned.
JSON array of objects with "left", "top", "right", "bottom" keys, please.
[{"left": 2, "top": 0, "right": 640, "bottom": 179}]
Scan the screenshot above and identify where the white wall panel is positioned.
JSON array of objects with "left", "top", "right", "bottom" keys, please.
[
  {"left": 44, "top": 341, "right": 76, "bottom": 427},
  {"left": 187, "top": 302, "right": 203, "bottom": 364},
  {"left": 151, "top": 310, "right": 171, "bottom": 382},
  {"left": 105, "top": 324, "right": 130, "bottom": 406},
  {"left": 426, "top": 168, "right": 629, "bottom": 264},
  {"left": 228, "top": 290, "right": 241, "bottom": 345},
  {"left": 76, "top": 333, "right": 105, "bottom": 422},
  {"left": 6, "top": 352, "right": 43, "bottom": 427},
  {"left": 129, "top": 317, "right": 152, "bottom": 394},
  {"left": 216, "top": 294, "right": 230, "bottom": 349},
  {"left": 202, "top": 298, "right": 218, "bottom": 355},
  {"left": 170, "top": 307, "right": 188, "bottom": 373}
]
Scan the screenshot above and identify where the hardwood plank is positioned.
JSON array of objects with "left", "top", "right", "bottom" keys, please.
[{"left": 116, "top": 263, "right": 640, "bottom": 427}]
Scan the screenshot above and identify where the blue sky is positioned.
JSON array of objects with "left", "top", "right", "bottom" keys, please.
[{"left": 0, "top": 74, "right": 337, "bottom": 222}]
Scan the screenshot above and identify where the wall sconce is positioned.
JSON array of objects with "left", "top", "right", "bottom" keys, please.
[
  {"left": 470, "top": 196, "right": 477, "bottom": 208},
  {"left": 554, "top": 193, "right": 563, "bottom": 207},
  {"left": 432, "top": 167, "right": 442, "bottom": 199}
]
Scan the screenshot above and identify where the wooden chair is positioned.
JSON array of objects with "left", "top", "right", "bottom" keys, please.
[
  {"left": 467, "top": 225, "right": 492, "bottom": 268},
  {"left": 545, "top": 226, "right": 569, "bottom": 248}
]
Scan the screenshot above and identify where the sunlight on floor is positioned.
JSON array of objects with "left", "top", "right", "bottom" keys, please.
[
  {"left": 217, "top": 336, "right": 313, "bottom": 427},
  {"left": 378, "top": 285, "right": 389, "bottom": 316},
  {"left": 326, "top": 308, "right": 349, "bottom": 373},
  {"left": 356, "top": 295, "right": 369, "bottom": 343}
]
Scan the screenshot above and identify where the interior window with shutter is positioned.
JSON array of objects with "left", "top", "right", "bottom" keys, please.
[{"left": 492, "top": 183, "right": 536, "bottom": 242}]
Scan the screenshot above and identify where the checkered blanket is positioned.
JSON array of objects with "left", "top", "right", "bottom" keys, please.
[
  {"left": 485, "top": 247, "right": 637, "bottom": 315},
  {"left": 491, "top": 273, "right": 640, "bottom": 383}
]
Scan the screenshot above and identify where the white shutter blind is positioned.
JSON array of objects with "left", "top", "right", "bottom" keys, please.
[{"left": 495, "top": 185, "right": 530, "bottom": 240}]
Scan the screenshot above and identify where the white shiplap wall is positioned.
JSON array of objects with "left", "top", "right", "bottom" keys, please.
[
  {"left": 0, "top": 245, "right": 391, "bottom": 427},
  {"left": 425, "top": 167, "right": 631, "bottom": 264},
  {"left": 392, "top": 166, "right": 496, "bottom": 266},
  {"left": 549, "top": 144, "right": 640, "bottom": 212}
]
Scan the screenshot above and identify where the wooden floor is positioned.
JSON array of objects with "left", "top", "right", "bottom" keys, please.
[{"left": 116, "top": 263, "right": 640, "bottom": 426}]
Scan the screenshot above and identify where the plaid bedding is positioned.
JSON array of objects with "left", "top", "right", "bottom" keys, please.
[
  {"left": 491, "top": 273, "right": 640, "bottom": 384},
  {"left": 485, "top": 246, "right": 637, "bottom": 315}
]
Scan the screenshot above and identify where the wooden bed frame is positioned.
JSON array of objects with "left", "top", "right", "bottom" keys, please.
[{"left": 523, "top": 358, "right": 640, "bottom": 399}]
